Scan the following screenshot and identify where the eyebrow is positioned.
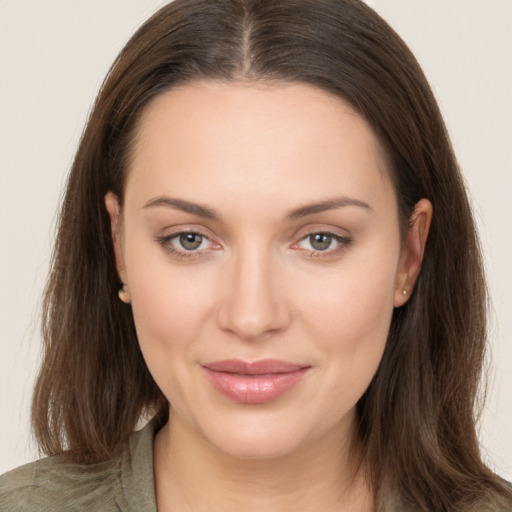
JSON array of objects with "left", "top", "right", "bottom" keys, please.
[
  {"left": 143, "top": 196, "right": 221, "bottom": 220},
  {"left": 287, "top": 197, "right": 372, "bottom": 219},
  {"left": 143, "top": 195, "right": 372, "bottom": 221}
]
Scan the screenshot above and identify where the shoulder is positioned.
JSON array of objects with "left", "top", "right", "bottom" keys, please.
[
  {"left": 0, "top": 453, "right": 122, "bottom": 512},
  {"left": 388, "top": 490, "right": 512, "bottom": 512},
  {"left": 0, "top": 420, "right": 158, "bottom": 512}
]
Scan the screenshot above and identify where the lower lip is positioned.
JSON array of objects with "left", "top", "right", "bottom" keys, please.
[{"left": 202, "top": 367, "right": 309, "bottom": 404}]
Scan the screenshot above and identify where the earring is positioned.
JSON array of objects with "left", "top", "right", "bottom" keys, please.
[
  {"left": 402, "top": 289, "right": 407, "bottom": 296},
  {"left": 118, "top": 283, "right": 131, "bottom": 304}
]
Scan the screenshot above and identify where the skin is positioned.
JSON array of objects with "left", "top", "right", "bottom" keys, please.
[{"left": 106, "top": 81, "right": 432, "bottom": 512}]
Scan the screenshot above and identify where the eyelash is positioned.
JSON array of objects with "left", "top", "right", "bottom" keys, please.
[
  {"left": 293, "top": 232, "right": 352, "bottom": 258},
  {"left": 155, "top": 230, "right": 351, "bottom": 261},
  {"left": 155, "top": 230, "right": 217, "bottom": 261}
]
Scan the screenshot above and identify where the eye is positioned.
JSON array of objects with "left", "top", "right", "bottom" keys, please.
[
  {"left": 294, "top": 231, "right": 351, "bottom": 256},
  {"left": 155, "top": 230, "right": 220, "bottom": 260},
  {"left": 178, "top": 232, "right": 205, "bottom": 251},
  {"left": 307, "top": 233, "right": 335, "bottom": 251}
]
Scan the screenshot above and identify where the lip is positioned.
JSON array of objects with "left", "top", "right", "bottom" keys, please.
[{"left": 202, "top": 359, "right": 310, "bottom": 404}]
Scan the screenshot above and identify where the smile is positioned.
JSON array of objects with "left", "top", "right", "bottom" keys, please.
[{"left": 202, "top": 359, "right": 310, "bottom": 404}]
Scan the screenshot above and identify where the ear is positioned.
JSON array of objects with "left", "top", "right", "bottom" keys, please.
[
  {"left": 394, "top": 198, "right": 433, "bottom": 307},
  {"left": 104, "top": 191, "right": 127, "bottom": 285}
]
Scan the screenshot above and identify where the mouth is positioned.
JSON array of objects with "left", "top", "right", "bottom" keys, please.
[{"left": 201, "top": 359, "right": 310, "bottom": 404}]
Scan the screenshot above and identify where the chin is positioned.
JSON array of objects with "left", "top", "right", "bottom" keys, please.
[
  {"left": 209, "top": 429, "right": 306, "bottom": 460},
  {"left": 194, "top": 407, "right": 339, "bottom": 462}
]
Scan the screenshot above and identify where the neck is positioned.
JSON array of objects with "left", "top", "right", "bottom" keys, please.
[{"left": 153, "top": 412, "right": 373, "bottom": 512}]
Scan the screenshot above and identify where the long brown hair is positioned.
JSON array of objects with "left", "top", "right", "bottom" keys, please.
[{"left": 32, "top": 0, "right": 512, "bottom": 509}]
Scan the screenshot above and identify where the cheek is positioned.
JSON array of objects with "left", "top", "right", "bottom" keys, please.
[
  {"left": 301, "top": 249, "right": 397, "bottom": 339},
  {"left": 297, "top": 244, "right": 398, "bottom": 391},
  {"left": 129, "top": 266, "right": 216, "bottom": 354},
  {"left": 127, "top": 261, "right": 220, "bottom": 422},
  {"left": 122, "top": 231, "right": 220, "bottom": 372}
]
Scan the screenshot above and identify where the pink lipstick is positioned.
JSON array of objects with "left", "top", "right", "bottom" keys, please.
[{"left": 202, "top": 359, "right": 309, "bottom": 404}]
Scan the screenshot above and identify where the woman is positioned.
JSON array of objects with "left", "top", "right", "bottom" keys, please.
[{"left": 1, "top": 0, "right": 510, "bottom": 510}]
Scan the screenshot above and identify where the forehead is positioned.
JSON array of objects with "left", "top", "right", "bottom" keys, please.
[{"left": 125, "top": 80, "right": 394, "bottom": 214}]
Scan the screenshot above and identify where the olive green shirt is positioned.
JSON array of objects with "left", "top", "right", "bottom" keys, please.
[
  {"left": 1, "top": 422, "right": 509, "bottom": 511},
  {"left": 0, "top": 421, "right": 157, "bottom": 512}
]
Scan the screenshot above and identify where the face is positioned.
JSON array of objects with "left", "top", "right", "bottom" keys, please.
[{"left": 107, "top": 81, "right": 427, "bottom": 460}]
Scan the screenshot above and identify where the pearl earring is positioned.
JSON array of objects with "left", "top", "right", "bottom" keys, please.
[{"left": 118, "top": 283, "right": 131, "bottom": 303}]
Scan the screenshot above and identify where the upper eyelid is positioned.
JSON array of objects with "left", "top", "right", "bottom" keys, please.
[
  {"left": 292, "top": 224, "right": 351, "bottom": 240},
  {"left": 156, "top": 226, "right": 350, "bottom": 248},
  {"left": 166, "top": 231, "right": 216, "bottom": 247},
  {"left": 155, "top": 232, "right": 218, "bottom": 260},
  {"left": 294, "top": 235, "right": 351, "bottom": 261},
  {"left": 295, "top": 232, "right": 349, "bottom": 246},
  {"left": 159, "top": 225, "right": 218, "bottom": 241}
]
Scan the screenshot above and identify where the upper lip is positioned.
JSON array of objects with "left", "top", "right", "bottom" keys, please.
[{"left": 202, "top": 359, "right": 308, "bottom": 375}]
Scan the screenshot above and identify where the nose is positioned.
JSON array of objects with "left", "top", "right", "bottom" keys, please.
[{"left": 216, "top": 244, "right": 292, "bottom": 341}]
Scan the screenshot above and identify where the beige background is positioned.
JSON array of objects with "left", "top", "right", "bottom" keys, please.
[{"left": 1, "top": 0, "right": 511, "bottom": 477}]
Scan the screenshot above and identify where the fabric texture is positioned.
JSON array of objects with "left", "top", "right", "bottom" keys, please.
[
  {"left": 1, "top": 421, "right": 509, "bottom": 511},
  {"left": 0, "top": 421, "right": 158, "bottom": 512}
]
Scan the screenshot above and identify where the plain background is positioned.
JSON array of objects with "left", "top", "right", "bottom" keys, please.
[{"left": 1, "top": 0, "right": 511, "bottom": 477}]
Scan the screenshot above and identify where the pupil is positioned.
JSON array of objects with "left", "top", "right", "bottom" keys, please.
[
  {"left": 180, "top": 233, "right": 202, "bottom": 250},
  {"left": 310, "top": 233, "right": 331, "bottom": 251}
]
